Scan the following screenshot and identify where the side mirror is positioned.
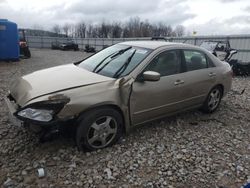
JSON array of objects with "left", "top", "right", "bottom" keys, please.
[{"left": 143, "top": 71, "right": 160, "bottom": 82}]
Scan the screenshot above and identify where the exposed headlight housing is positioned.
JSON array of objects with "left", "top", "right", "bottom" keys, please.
[
  {"left": 15, "top": 94, "right": 70, "bottom": 123},
  {"left": 17, "top": 108, "right": 54, "bottom": 122}
]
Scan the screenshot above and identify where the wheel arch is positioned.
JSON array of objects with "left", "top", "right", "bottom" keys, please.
[
  {"left": 203, "top": 84, "right": 224, "bottom": 106},
  {"left": 201, "top": 83, "right": 224, "bottom": 113},
  {"left": 214, "top": 84, "right": 224, "bottom": 96},
  {"left": 76, "top": 103, "right": 127, "bottom": 133}
]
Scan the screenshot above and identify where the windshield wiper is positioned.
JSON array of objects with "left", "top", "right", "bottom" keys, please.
[
  {"left": 113, "top": 49, "right": 137, "bottom": 78},
  {"left": 93, "top": 46, "right": 132, "bottom": 73},
  {"left": 111, "top": 46, "right": 132, "bottom": 58},
  {"left": 92, "top": 53, "right": 114, "bottom": 73}
]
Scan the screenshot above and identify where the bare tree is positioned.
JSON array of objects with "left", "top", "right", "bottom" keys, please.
[
  {"left": 152, "top": 23, "right": 172, "bottom": 37},
  {"left": 63, "top": 23, "right": 70, "bottom": 37},
  {"left": 186, "top": 30, "right": 192, "bottom": 36},
  {"left": 86, "top": 24, "right": 94, "bottom": 38},
  {"left": 122, "top": 27, "right": 130, "bottom": 38},
  {"left": 99, "top": 22, "right": 111, "bottom": 38},
  {"left": 174, "top": 25, "right": 185, "bottom": 37},
  {"left": 57, "top": 17, "right": 185, "bottom": 38},
  {"left": 76, "top": 22, "right": 86, "bottom": 38},
  {"left": 126, "top": 17, "right": 141, "bottom": 37},
  {"left": 140, "top": 20, "right": 153, "bottom": 37},
  {"left": 111, "top": 22, "right": 122, "bottom": 38},
  {"left": 52, "top": 24, "right": 61, "bottom": 36},
  {"left": 69, "top": 24, "right": 76, "bottom": 37}
]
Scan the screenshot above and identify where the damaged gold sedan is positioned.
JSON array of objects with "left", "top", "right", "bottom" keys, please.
[{"left": 5, "top": 41, "right": 232, "bottom": 150}]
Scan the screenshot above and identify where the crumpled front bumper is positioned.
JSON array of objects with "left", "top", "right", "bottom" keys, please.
[
  {"left": 5, "top": 93, "right": 75, "bottom": 126},
  {"left": 4, "top": 93, "right": 75, "bottom": 140},
  {"left": 4, "top": 93, "right": 22, "bottom": 127}
]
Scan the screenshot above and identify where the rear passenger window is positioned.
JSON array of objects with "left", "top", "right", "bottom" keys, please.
[{"left": 184, "top": 50, "right": 208, "bottom": 71}]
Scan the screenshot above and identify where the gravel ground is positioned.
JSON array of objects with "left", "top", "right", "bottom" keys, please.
[{"left": 0, "top": 48, "right": 250, "bottom": 188}]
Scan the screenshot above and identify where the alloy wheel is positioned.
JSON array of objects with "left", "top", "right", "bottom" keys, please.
[
  {"left": 87, "top": 116, "right": 118, "bottom": 149},
  {"left": 208, "top": 88, "right": 221, "bottom": 111}
]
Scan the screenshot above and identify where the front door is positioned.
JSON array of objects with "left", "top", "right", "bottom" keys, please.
[{"left": 130, "top": 50, "right": 187, "bottom": 125}]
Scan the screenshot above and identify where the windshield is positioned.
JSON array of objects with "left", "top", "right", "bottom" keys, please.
[{"left": 78, "top": 44, "right": 152, "bottom": 78}]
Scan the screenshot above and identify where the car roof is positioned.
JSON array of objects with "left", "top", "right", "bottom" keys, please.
[{"left": 120, "top": 41, "right": 194, "bottom": 50}]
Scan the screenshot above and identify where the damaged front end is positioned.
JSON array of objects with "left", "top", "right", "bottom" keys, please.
[
  {"left": 15, "top": 94, "right": 70, "bottom": 124},
  {"left": 5, "top": 93, "right": 73, "bottom": 141}
]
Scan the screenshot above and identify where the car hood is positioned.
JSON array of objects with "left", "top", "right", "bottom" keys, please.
[{"left": 10, "top": 64, "right": 114, "bottom": 106}]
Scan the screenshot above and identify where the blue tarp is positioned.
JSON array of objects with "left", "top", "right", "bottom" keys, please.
[{"left": 0, "top": 19, "right": 19, "bottom": 61}]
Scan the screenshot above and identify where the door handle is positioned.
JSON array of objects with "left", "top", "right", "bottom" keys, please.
[
  {"left": 174, "top": 80, "right": 185, "bottom": 86},
  {"left": 209, "top": 72, "right": 216, "bottom": 77}
]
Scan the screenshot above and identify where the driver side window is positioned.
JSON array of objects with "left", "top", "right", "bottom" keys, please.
[{"left": 145, "top": 50, "right": 181, "bottom": 77}]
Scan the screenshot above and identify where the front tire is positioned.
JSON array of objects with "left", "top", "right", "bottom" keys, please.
[
  {"left": 76, "top": 108, "right": 123, "bottom": 151},
  {"left": 201, "top": 86, "right": 223, "bottom": 113}
]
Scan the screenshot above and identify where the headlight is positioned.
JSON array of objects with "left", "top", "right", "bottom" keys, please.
[
  {"left": 15, "top": 95, "right": 70, "bottom": 123},
  {"left": 17, "top": 108, "right": 54, "bottom": 122}
]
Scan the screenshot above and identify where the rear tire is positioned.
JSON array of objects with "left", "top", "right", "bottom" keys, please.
[
  {"left": 76, "top": 108, "right": 123, "bottom": 151},
  {"left": 201, "top": 86, "right": 222, "bottom": 113}
]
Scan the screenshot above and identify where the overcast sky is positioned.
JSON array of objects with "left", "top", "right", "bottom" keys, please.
[{"left": 1, "top": 0, "right": 250, "bottom": 35}]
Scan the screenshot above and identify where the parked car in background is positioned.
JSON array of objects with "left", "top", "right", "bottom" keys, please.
[
  {"left": 200, "top": 40, "right": 237, "bottom": 62},
  {"left": 59, "top": 40, "right": 79, "bottom": 51},
  {"left": 51, "top": 41, "right": 61, "bottom": 50},
  {"left": 51, "top": 40, "right": 79, "bottom": 51},
  {"left": 84, "top": 44, "right": 96, "bottom": 53},
  {"left": 5, "top": 41, "right": 232, "bottom": 151},
  {"left": 200, "top": 40, "right": 250, "bottom": 76}
]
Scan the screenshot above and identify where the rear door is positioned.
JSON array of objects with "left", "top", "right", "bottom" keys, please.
[{"left": 179, "top": 49, "right": 217, "bottom": 106}]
